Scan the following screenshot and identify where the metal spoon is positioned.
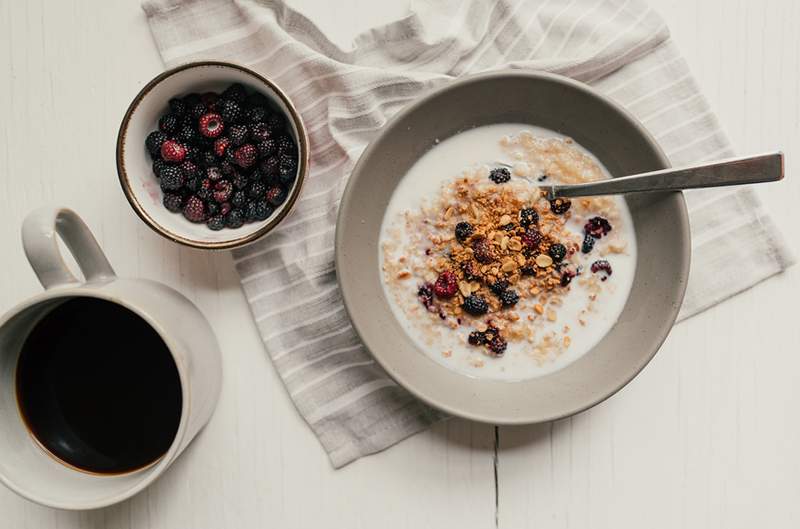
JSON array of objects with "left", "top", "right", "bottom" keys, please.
[{"left": 539, "top": 152, "right": 783, "bottom": 200}]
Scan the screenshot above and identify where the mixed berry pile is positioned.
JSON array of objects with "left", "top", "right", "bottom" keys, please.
[{"left": 144, "top": 83, "right": 298, "bottom": 230}]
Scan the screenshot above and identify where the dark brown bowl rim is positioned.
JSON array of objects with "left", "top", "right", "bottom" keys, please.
[{"left": 116, "top": 60, "right": 309, "bottom": 250}]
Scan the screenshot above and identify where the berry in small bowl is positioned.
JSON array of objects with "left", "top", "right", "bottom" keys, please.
[{"left": 117, "top": 61, "right": 308, "bottom": 250}]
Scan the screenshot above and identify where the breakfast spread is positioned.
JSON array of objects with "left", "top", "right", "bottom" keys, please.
[
  {"left": 143, "top": 83, "right": 298, "bottom": 230},
  {"left": 381, "top": 125, "right": 636, "bottom": 380}
]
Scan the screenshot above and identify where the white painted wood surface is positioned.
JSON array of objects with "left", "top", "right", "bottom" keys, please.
[{"left": 0, "top": 1, "right": 797, "bottom": 527}]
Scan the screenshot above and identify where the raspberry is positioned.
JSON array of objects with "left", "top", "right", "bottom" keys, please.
[
  {"left": 206, "top": 166, "right": 223, "bottom": 181},
  {"left": 254, "top": 201, "right": 274, "bottom": 221},
  {"left": 499, "top": 289, "right": 519, "bottom": 307},
  {"left": 182, "top": 195, "right": 206, "bottom": 223},
  {"left": 487, "top": 335, "right": 507, "bottom": 356},
  {"left": 168, "top": 97, "right": 187, "bottom": 117},
  {"left": 220, "top": 99, "right": 243, "bottom": 123},
  {"left": 206, "top": 215, "right": 225, "bottom": 231},
  {"left": 581, "top": 234, "right": 595, "bottom": 254},
  {"left": 222, "top": 83, "right": 247, "bottom": 104},
  {"left": 489, "top": 280, "right": 509, "bottom": 296},
  {"left": 159, "top": 166, "right": 185, "bottom": 191},
  {"left": 462, "top": 295, "right": 488, "bottom": 316},
  {"left": 549, "top": 198, "right": 571, "bottom": 215},
  {"left": 433, "top": 271, "right": 458, "bottom": 298},
  {"left": 548, "top": 243, "right": 567, "bottom": 262},
  {"left": 233, "top": 144, "right": 258, "bottom": 168},
  {"left": 267, "top": 114, "right": 286, "bottom": 133},
  {"left": 519, "top": 207, "right": 538, "bottom": 227},
  {"left": 249, "top": 122, "right": 271, "bottom": 143},
  {"left": 162, "top": 192, "right": 183, "bottom": 213},
  {"left": 145, "top": 131, "right": 168, "bottom": 157},
  {"left": 160, "top": 140, "right": 186, "bottom": 162},
  {"left": 584, "top": 216, "right": 612, "bottom": 238},
  {"left": 214, "top": 137, "right": 230, "bottom": 157},
  {"left": 257, "top": 138, "right": 277, "bottom": 158},
  {"left": 228, "top": 124, "right": 248, "bottom": 146},
  {"left": 591, "top": 260, "right": 613, "bottom": 280},
  {"left": 158, "top": 113, "right": 179, "bottom": 134},
  {"left": 265, "top": 186, "right": 286, "bottom": 206},
  {"left": 225, "top": 209, "right": 245, "bottom": 229},
  {"left": 472, "top": 237, "right": 494, "bottom": 264},
  {"left": 468, "top": 331, "right": 486, "bottom": 346},
  {"left": 198, "top": 112, "right": 224, "bottom": 138},
  {"left": 213, "top": 180, "right": 233, "bottom": 203},
  {"left": 247, "top": 106, "right": 269, "bottom": 123},
  {"left": 489, "top": 167, "right": 511, "bottom": 184}
]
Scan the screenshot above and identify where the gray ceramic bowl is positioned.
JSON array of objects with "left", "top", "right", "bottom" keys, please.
[{"left": 336, "top": 71, "right": 690, "bottom": 424}]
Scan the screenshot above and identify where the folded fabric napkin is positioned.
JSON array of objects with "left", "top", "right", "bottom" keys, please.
[{"left": 143, "top": 0, "right": 794, "bottom": 467}]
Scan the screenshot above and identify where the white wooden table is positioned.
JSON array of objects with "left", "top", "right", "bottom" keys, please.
[{"left": 1, "top": 1, "right": 798, "bottom": 527}]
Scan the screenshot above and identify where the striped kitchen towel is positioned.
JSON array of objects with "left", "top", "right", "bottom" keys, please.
[{"left": 143, "top": 0, "right": 794, "bottom": 467}]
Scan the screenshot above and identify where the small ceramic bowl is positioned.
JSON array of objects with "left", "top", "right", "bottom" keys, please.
[
  {"left": 336, "top": 71, "right": 690, "bottom": 424},
  {"left": 117, "top": 61, "right": 309, "bottom": 250}
]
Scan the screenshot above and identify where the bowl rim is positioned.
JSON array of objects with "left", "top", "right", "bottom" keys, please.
[
  {"left": 335, "top": 69, "right": 690, "bottom": 424},
  {"left": 116, "top": 60, "right": 309, "bottom": 250}
]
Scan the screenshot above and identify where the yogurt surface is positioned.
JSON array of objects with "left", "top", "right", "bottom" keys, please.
[{"left": 380, "top": 124, "right": 636, "bottom": 381}]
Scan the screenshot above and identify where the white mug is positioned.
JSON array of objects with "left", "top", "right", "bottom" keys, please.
[{"left": 0, "top": 207, "right": 222, "bottom": 510}]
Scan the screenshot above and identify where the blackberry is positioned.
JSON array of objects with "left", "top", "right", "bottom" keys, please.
[
  {"left": 178, "top": 123, "right": 201, "bottom": 145},
  {"left": 220, "top": 160, "right": 236, "bottom": 176},
  {"left": 180, "top": 161, "right": 199, "bottom": 179},
  {"left": 213, "top": 180, "right": 233, "bottom": 203},
  {"left": 418, "top": 283, "right": 435, "bottom": 310},
  {"left": 158, "top": 113, "right": 179, "bottom": 134},
  {"left": 490, "top": 280, "right": 509, "bottom": 296},
  {"left": 222, "top": 83, "right": 247, "bottom": 104},
  {"left": 454, "top": 221, "right": 474, "bottom": 242},
  {"left": 279, "top": 152, "right": 297, "bottom": 171},
  {"left": 257, "top": 138, "right": 277, "bottom": 158},
  {"left": 248, "top": 180, "right": 267, "bottom": 199},
  {"left": 460, "top": 261, "right": 480, "bottom": 281},
  {"left": 521, "top": 265, "right": 537, "bottom": 276},
  {"left": 162, "top": 192, "right": 184, "bottom": 213},
  {"left": 206, "top": 215, "right": 225, "bottom": 231},
  {"left": 279, "top": 165, "right": 297, "bottom": 187},
  {"left": 462, "top": 295, "right": 489, "bottom": 316},
  {"left": 245, "top": 92, "right": 270, "bottom": 108},
  {"left": 249, "top": 122, "right": 271, "bottom": 143},
  {"left": 254, "top": 201, "right": 274, "bottom": 221},
  {"left": 228, "top": 124, "right": 248, "bottom": 146},
  {"left": 266, "top": 186, "right": 287, "bottom": 206},
  {"left": 231, "top": 190, "right": 247, "bottom": 208},
  {"left": 260, "top": 156, "right": 280, "bottom": 176},
  {"left": 581, "top": 233, "right": 595, "bottom": 254},
  {"left": 584, "top": 216, "right": 612, "bottom": 238},
  {"left": 549, "top": 197, "right": 571, "bottom": 215},
  {"left": 232, "top": 174, "right": 249, "bottom": 190},
  {"left": 197, "top": 188, "right": 212, "bottom": 202},
  {"left": 182, "top": 195, "right": 206, "bottom": 223},
  {"left": 266, "top": 113, "right": 286, "bottom": 133},
  {"left": 152, "top": 158, "right": 168, "bottom": 178},
  {"left": 276, "top": 134, "right": 295, "bottom": 154},
  {"left": 168, "top": 97, "right": 187, "bottom": 117},
  {"left": 489, "top": 167, "right": 511, "bottom": 184},
  {"left": 560, "top": 269, "right": 576, "bottom": 287},
  {"left": 206, "top": 166, "right": 223, "bottom": 181},
  {"left": 219, "top": 99, "right": 243, "bottom": 123},
  {"left": 487, "top": 335, "right": 507, "bottom": 356},
  {"left": 521, "top": 229, "right": 542, "bottom": 249},
  {"left": 468, "top": 331, "right": 486, "bottom": 346},
  {"left": 185, "top": 145, "right": 201, "bottom": 163},
  {"left": 499, "top": 289, "right": 519, "bottom": 307},
  {"left": 188, "top": 101, "right": 207, "bottom": 119},
  {"left": 184, "top": 176, "right": 200, "bottom": 193},
  {"left": 201, "top": 150, "right": 217, "bottom": 167},
  {"left": 548, "top": 243, "right": 567, "bottom": 263},
  {"left": 206, "top": 202, "right": 220, "bottom": 216},
  {"left": 225, "top": 209, "right": 245, "bottom": 229},
  {"left": 233, "top": 144, "right": 258, "bottom": 168},
  {"left": 245, "top": 200, "right": 259, "bottom": 221},
  {"left": 159, "top": 166, "right": 185, "bottom": 191},
  {"left": 145, "top": 131, "right": 168, "bottom": 157},
  {"left": 519, "top": 207, "right": 539, "bottom": 227},
  {"left": 502, "top": 222, "right": 516, "bottom": 232},
  {"left": 472, "top": 237, "right": 495, "bottom": 264},
  {"left": 200, "top": 92, "right": 219, "bottom": 110},
  {"left": 247, "top": 106, "right": 269, "bottom": 123}
]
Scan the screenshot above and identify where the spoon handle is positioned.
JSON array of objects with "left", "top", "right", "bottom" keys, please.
[{"left": 547, "top": 152, "right": 784, "bottom": 199}]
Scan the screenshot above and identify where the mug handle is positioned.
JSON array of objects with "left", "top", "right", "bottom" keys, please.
[{"left": 21, "top": 207, "right": 116, "bottom": 289}]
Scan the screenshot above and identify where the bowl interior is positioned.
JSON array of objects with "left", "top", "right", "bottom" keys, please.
[
  {"left": 118, "top": 63, "right": 305, "bottom": 249},
  {"left": 336, "top": 71, "right": 690, "bottom": 424}
]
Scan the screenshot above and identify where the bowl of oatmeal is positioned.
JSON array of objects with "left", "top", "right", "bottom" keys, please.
[{"left": 336, "top": 71, "right": 689, "bottom": 424}]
